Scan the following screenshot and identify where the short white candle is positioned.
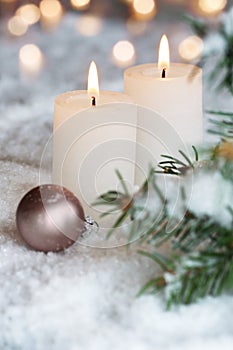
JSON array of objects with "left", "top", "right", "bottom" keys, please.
[
  {"left": 124, "top": 35, "right": 203, "bottom": 184},
  {"left": 53, "top": 62, "right": 137, "bottom": 222}
]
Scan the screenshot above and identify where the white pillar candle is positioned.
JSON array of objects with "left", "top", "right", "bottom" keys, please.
[
  {"left": 124, "top": 35, "right": 203, "bottom": 185},
  {"left": 53, "top": 62, "right": 137, "bottom": 223}
]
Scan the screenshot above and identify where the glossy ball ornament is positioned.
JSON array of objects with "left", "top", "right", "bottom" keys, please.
[{"left": 16, "top": 184, "right": 85, "bottom": 252}]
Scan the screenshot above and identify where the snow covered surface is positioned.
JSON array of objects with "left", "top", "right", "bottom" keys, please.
[{"left": 1, "top": 13, "right": 233, "bottom": 350}]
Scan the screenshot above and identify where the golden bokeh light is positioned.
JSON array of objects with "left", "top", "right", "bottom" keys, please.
[
  {"left": 40, "top": 0, "right": 63, "bottom": 26},
  {"left": 76, "top": 15, "right": 102, "bottom": 36},
  {"left": 112, "top": 40, "right": 136, "bottom": 67},
  {"left": 70, "top": 0, "right": 91, "bottom": 10},
  {"left": 132, "top": 0, "right": 157, "bottom": 21},
  {"left": 19, "top": 44, "right": 43, "bottom": 77},
  {"left": 40, "top": 0, "right": 63, "bottom": 18},
  {"left": 198, "top": 0, "right": 227, "bottom": 14},
  {"left": 16, "top": 4, "right": 40, "bottom": 25},
  {"left": 8, "top": 16, "right": 28, "bottom": 36},
  {"left": 179, "top": 36, "right": 204, "bottom": 61},
  {"left": 133, "top": 0, "right": 155, "bottom": 14}
]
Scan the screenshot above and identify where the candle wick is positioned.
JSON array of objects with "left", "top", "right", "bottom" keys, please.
[
  {"left": 162, "top": 68, "right": 166, "bottom": 79},
  {"left": 91, "top": 96, "right": 96, "bottom": 107}
]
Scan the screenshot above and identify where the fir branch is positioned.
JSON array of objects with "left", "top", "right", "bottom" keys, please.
[
  {"left": 115, "top": 169, "right": 130, "bottom": 196},
  {"left": 166, "top": 250, "right": 233, "bottom": 307},
  {"left": 135, "top": 202, "right": 233, "bottom": 306},
  {"left": 155, "top": 146, "right": 198, "bottom": 176},
  {"left": 185, "top": 14, "right": 233, "bottom": 94},
  {"left": 96, "top": 9, "right": 233, "bottom": 305},
  {"left": 137, "top": 276, "right": 166, "bottom": 297},
  {"left": 218, "top": 25, "right": 233, "bottom": 95},
  {"left": 97, "top": 155, "right": 233, "bottom": 306},
  {"left": 106, "top": 209, "right": 131, "bottom": 239},
  {"left": 96, "top": 168, "right": 168, "bottom": 241},
  {"left": 212, "top": 37, "right": 233, "bottom": 94},
  {"left": 207, "top": 110, "right": 233, "bottom": 140},
  {"left": 138, "top": 250, "right": 173, "bottom": 272},
  {"left": 93, "top": 170, "right": 135, "bottom": 237},
  {"left": 97, "top": 157, "right": 233, "bottom": 306},
  {"left": 207, "top": 111, "right": 233, "bottom": 117},
  {"left": 140, "top": 244, "right": 233, "bottom": 307},
  {"left": 182, "top": 14, "right": 208, "bottom": 38}
]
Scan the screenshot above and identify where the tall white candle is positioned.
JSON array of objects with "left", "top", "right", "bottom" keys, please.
[
  {"left": 124, "top": 35, "right": 203, "bottom": 185},
  {"left": 53, "top": 62, "right": 137, "bottom": 223}
]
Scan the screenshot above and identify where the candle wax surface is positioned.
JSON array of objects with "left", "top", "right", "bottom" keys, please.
[
  {"left": 54, "top": 90, "right": 133, "bottom": 130},
  {"left": 127, "top": 63, "right": 201, "bottom": 79},
  {"left": 53, "top": 91, "right": 137, "bottom": 227},
  {"left": 124, "top": 62, "right": 203, "bottom": 185}
]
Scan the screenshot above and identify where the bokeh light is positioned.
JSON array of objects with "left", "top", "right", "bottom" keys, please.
[
  {"left": 70, "top": 0, "right": 91, "bottom": 10},
  {"left": 8, "top": 16, "right": 28, "bottom": 36},
  {"left": 112, "top": 40, "right": 136, "bottom": 67},
  {"left": 19, "top": 44, "right": 43, "bottom": 77},
  {"left": 40, "top": 0, "right": 63, "bottom": 27},
  {"left": 76, "top": 15, "right": 102, "bottom": 36},
  {"left": 132, "top": 0, "right": 157, "bottom": 21},
  {"left": 198, "top": 0, "right": 227, "bottom": 15},
  {"left": 179, "top": 36, "right": 204, "bottom": 61},
  {"left": 16, "top": 4, "right": 40, "bottom": 26}
]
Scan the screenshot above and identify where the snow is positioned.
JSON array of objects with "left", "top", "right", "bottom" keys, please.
[
  {"left": 185, "top": 168, "right": 233, "bottom": 228},
  {"left": 1, "top": 12, "right": 233, "bottom": 350}
]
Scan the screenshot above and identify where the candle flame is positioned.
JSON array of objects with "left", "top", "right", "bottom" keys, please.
[
  {"left": 88, "top": 61, "right": 99, "bottom": 98},
  {"left": 158, "top": 34, "right": 170, "bottom": 71}
]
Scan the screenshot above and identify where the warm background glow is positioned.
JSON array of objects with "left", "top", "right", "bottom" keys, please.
[
  {"left": 40, "top": 0, "right": 63, "bottom": 27},
  {"left": 198, "top": 0, "right": 227, "bottom": 15},
  {"left": 132, "top": 0, "right": 157, "bottom": 20},
  {"left": 19, "top": 44, "right": 44, "bottom": 77},
  {"left": 179, "top": 36, "right": 204, "bottom": 61},
  {"left": 1, "top": 0, "right": 230, "bottom": 86},
  {"left": 1, "top": 0, "right": 230, "bottom": 36},
  {"left": 70, "top": 0, "right": 91, "bottom": 10},
  {"left": 8, "top": 16, "right": 28, "bottom": 36},
  {"left": 112, "top": 40, "right": 136, "bottom": 67},
  {"left": 16, "top": 4, "right": 40, "bottom": 25}
]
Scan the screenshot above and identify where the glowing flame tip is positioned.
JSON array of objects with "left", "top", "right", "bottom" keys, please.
[
  {"left": 158, "top": 34, "right": 170, "bottom": 70},
  {"left": 88, "top": 61, "right": 99, "bottom": 97}
]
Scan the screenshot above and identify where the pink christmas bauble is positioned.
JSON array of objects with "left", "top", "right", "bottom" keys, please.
[{"left": 16, "top": 184, "right": 85, "bottom": 252}]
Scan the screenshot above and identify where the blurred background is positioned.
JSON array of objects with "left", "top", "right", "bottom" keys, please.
[
  {"left": 0, "top": 0, "right": 231, "bottom": 19},
  {"left": 0, "top": 0, "right": 232, "bottom": 99}
]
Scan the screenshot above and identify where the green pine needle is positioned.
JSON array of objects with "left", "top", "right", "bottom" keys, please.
[{"left": 156, "top": 147, "right": 198, "bottom": 176}]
